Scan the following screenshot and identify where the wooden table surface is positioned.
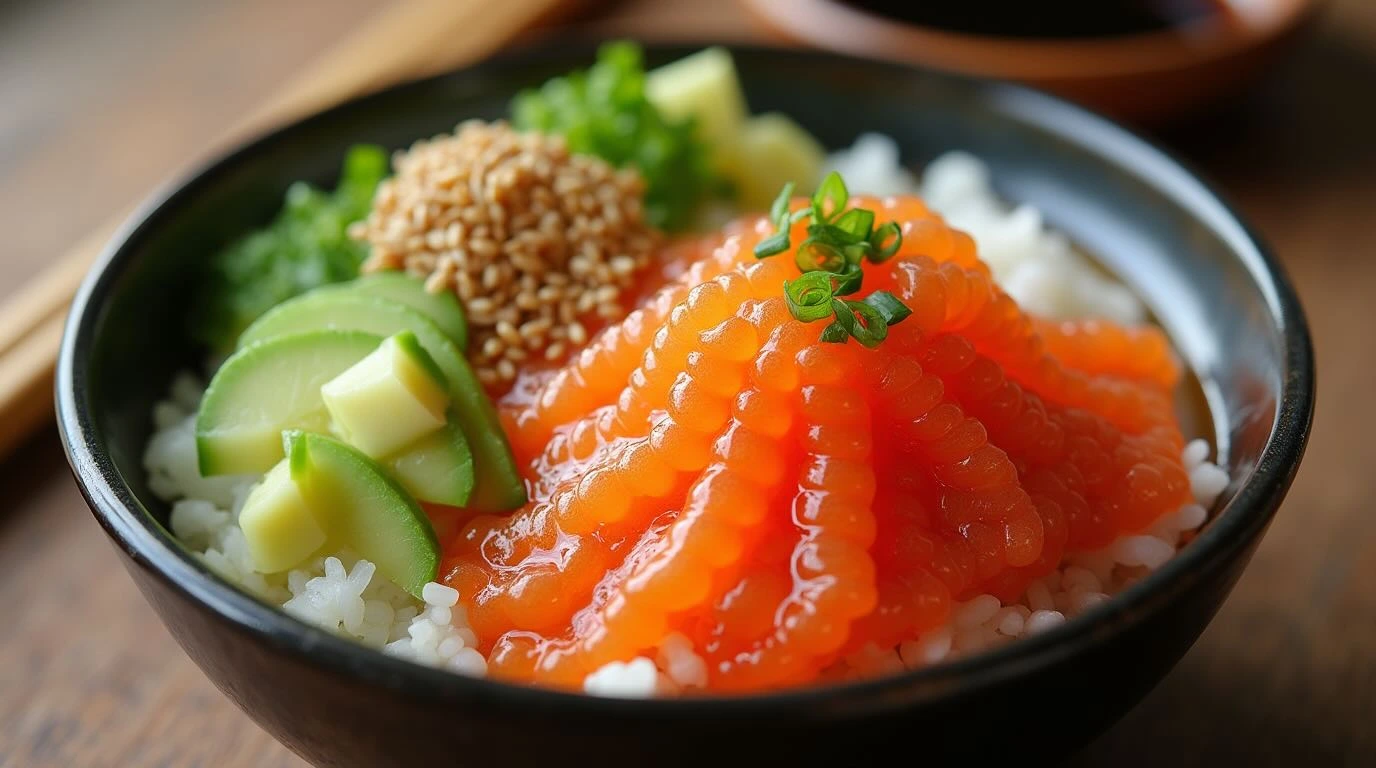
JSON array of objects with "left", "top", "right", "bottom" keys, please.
[{"left": 1, "top": 0, "right": 1371, "bottom": 765}]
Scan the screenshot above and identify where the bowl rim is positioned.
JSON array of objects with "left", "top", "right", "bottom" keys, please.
[{"left": 56, "top": 40, "right": 1314, "bottom": 715}]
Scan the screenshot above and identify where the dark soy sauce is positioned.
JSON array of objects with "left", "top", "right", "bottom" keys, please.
[{"left": 841, "top": 0, "right": 1223, "bottom": 39}]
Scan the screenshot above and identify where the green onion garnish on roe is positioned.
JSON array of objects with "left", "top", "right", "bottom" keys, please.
[{"left": 756, "top": 172, "right": 910, "bottom": 348}]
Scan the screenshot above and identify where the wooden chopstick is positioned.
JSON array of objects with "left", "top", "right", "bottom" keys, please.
[{"left": 1, "top": 0, "right": 575, "bottom": 459}]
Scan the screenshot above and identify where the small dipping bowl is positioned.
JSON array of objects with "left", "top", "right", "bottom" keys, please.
[
  {"left": 742, "top": 0, "right": 1324, "bottom": 122},
  {"left": 56, "top": 43, "right": 1313, "bottom": 766}
]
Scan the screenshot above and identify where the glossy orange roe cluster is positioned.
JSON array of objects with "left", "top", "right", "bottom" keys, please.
[{"left": 440, "top": 196, "right": 1191, "bottom": 692}]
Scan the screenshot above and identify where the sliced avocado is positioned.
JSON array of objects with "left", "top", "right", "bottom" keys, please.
[
  {"left": 237, "top": 290, "right": 525, "bottom": 511},
  {"left": 387, "top": 419, "right": 474, "bottom": 507},
  {"left": 733, "top": 113, "right": 825, "bottom": 212},
  {"left": 287, "top": 431, "right": 439, "bottom": 598},
  {"left": 348, "top": 272, "right": 469, "bottom": 350},
  {"left": 646, "top": 46, "right": 748, "bottom": 165},
  {"left": 197, "top": 330, "right": 381, "bottom": 476},
  {"left": 321, "top": 331, "right": 449, "bottom": 459},
  {"left": 238, "top": 458, "right": 326, "bottom": 573}
]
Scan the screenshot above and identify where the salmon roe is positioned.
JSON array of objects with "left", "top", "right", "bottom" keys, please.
[{"left": 441, "top": 196, "right": 1191, "bottom": 693}]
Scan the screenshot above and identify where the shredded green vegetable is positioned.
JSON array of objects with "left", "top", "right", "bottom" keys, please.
[
  {"left": 191, "top": 144, "right": 388, "bottom": 352},
  {"left": 511, "top": 41, "right": 717, "bottom": 231}
]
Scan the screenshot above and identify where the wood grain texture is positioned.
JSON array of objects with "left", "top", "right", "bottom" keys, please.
[
  {"left": 1, "top": 0, "right": 1372, "bottom": 766},
  {"left": 0, "top": 0, "right": 574, "bottom": 465}
]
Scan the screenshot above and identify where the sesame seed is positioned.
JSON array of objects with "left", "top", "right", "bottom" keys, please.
[
  {"left": 519, "top": 318, "right": 552, "bottom": 337},
  {"left": 354, "top": 122, "right": 656, "bottom": 382},
  {"left": 567, "top": 322, "right": 588, "bottom": 346},
  {"left": 496, "top": 321, "right": 522, "bottom": 346},
  {"left": 482, "top": 264, "right": 501, "bottom": 290},
  {"left": 466, "top": 297, "right": 494, "bottom": 317}
]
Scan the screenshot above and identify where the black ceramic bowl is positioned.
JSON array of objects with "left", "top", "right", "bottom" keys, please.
[{"left": 56, "top": 43, "right": 1313, "bottom": 767}]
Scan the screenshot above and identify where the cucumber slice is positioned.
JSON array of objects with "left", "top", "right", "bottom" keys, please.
[
  {"left": 237, "top": 290, "right": 525, "bottom": 511},
  {"left": 349, "top": 272, "right": 468, "bottom": 350},
  {"left": 286, "top": 431, "right": 439, "bottom": 598},
  {"left": 388, "top": 419, "right": 474, "bottom": 507},
  {"left": 196, "top": 330, "right": 381, "bottom": 476}
]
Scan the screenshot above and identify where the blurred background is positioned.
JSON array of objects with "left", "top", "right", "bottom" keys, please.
[{"left": 1, "top": 0, "right": 1372, "bottom": 765}]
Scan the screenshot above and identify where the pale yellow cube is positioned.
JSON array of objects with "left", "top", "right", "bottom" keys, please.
[
  {"left": 646, "top": 47, "right": 748, "bottom": 163},
  {"left": 239, "top": 459, "right": 325, "bottom": 573},
  {"left": 733, "top": 113, "right": 826, "bottom": 213},
  {"left": 320, "top": 331, "right": 449, "bottom": 459}
]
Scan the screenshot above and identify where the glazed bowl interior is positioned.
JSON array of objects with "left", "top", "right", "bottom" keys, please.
[{"left": 60, "top": 43, "right": 1311, "bottom": 724}]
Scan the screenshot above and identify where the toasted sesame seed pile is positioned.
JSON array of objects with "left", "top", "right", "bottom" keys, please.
[{"left": 351, "top": 120, "right": 659, "bottom": 385}]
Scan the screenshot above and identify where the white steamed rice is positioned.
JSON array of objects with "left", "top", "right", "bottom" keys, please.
[
  {"left": 825, "top": 135, "right": 1147, "bottom": 325},
  {"left": 143, "top": 137, "right": 1228, "bottom": 698}
]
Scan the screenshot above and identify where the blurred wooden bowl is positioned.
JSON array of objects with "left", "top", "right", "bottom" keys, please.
[{"left": 740, "top": 0, "right": 1324, "bottom": 123}]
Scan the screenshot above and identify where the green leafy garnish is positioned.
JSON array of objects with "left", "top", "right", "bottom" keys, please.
[
  {"left": 191, "top": 144, "right": 388, "bottom": 352},
  {"left": 512, "top": 41, "right": 717, "bottom": 231},
  {"left": 757, "top": 171, "right": 913, "bottom": 347}
]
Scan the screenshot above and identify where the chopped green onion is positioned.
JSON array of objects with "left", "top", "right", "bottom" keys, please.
[
  {"left": 784, "top": 273, "right": 836, "bottom": 323},
  {"left": 830, "top": 298, "right": 889, "bottom": 348},
  {"left": 794, "top": 238, "right": 847, "bottom": 274},
  {"left": 769, "top": 182, "right": 795, "bottom": 228},
  {"left": 819, "top": 321, "right": 849, "bottom": 344},
  {"left": 843, "top": 242, "right": 873, "bottom": 264},
  {"left": 756, "top": 182, "right": 802, "bottom": 259},
  {"left": 805, "top": 223, "right": 854, "bottom": 248},
  {"left": 864, "top": 290, "right": 913, "bottom": 326},
  {"left": 832, "top": 208, "right": 875, "bottom": 241},
  {"left": 754, "top": 231, "right": 791, "bottom": 259},
  {"left": 832, "top": 261, "right": 864, "bottom": 296},
  {"left": 751, "top": 173, "right": 915, "bottom": 348},
  {"left": 870, "top": 221, "right": 903, "bottom": 262},
  {"left": 812, "top": 171, "right": 849, "bottom": 221}
]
